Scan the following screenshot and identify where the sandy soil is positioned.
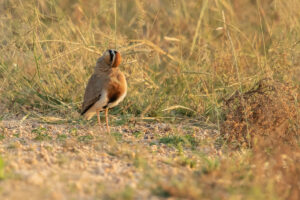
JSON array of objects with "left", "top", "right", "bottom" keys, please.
[{"left": 0, "top": 119, "right": 218, "bottom": 199}]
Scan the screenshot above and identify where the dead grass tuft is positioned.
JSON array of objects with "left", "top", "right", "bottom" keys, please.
[{"left": 221, "top": 79, "right": 299, "bottom": 148}]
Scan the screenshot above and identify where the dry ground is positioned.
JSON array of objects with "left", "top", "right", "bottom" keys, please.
[{"left": 0, "top": 118, "right": 218, "bottom": 199}]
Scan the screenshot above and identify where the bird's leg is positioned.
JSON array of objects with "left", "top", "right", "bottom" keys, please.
[
  {"left": 105, "top": 108, "right": 110, "bottom": 134},
  {"left": 96, "top": 110, "right": 102, "bottom": 132}
]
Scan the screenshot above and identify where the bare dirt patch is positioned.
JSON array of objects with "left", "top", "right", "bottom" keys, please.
[{"left": 0, "top": 119, "right": 217, "bottom": 199}]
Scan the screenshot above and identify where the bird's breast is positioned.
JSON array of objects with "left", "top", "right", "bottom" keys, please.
[{"left": 104, "top": 72, "right": 127, "bottom": 109}]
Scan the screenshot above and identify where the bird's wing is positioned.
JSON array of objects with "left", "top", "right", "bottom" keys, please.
[{"left": 81, "top": 74, "right": 107, "bottom": 115}]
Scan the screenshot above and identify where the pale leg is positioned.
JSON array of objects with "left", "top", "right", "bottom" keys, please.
[
  {"left": 96, "top": 110, "right": 102, "bottom": 132},
  {"left": 105, "top": 108, "right": 110, "bottom": 134}
]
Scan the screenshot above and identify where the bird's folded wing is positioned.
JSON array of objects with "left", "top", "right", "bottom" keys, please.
[{"left": 81, "top": 74, "right": 107, "bottom": 115}]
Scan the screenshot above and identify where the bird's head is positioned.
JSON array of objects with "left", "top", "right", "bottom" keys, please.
[
  {"left": 95, "top": 49, "right": 122, "bottom": 72},
  {"left": 104, "top": 49, "right": 122, "bottom": 68}
]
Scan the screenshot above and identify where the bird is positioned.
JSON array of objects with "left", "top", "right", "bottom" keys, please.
[{"left": 81, "top": 49, "right": 127, "bottom": 133}]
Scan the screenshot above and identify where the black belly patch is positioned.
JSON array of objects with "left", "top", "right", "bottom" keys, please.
[
  {"left": 103, "top": 93, "right": 120, "bottom": 109},
  {"left": 108, "top": 93, "right": 120, "bottom": 104}
]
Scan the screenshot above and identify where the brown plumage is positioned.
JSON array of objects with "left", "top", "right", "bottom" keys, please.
[{"left": 81, "top": 50, "right": 127, "bottom": 133}]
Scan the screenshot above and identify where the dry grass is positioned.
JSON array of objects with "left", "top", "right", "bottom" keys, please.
[
  {"left": 1, "top": 0, "right": 298, "bottom": 122},
  {"left": 221, "top": 79, "right": 299, "bottom": 148},
  {"left": 0, "top": 0, "right": 300, "bottom": 199}
]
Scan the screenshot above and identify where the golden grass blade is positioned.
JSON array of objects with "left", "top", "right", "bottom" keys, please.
[
  {"left": 164, "top": 36, "right": 180, "bottom": 42},
  {"left": 162, "top": 105, "right": 195, "bottom": 113},
  {"left": 130, "top": 39, "right": 180, "bottom": 63},
  {"left": 189, "top": 0, "right": 208, "bottom": 56},
  {"left": 114, "top": 0, "right": 117, "bottom": 49}
]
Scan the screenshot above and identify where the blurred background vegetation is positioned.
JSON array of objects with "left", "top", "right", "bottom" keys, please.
[{"left": 0, "top": 0, "right": 299, "bottom": 125}]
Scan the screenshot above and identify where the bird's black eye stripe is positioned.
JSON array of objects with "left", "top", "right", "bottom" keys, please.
[{"left": 109, "top": 50, "right": 114, "bottom": 62}]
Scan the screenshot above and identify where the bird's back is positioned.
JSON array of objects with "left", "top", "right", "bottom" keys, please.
[{"left": 81, "top": 74, "right": 108, "bottom": 115}]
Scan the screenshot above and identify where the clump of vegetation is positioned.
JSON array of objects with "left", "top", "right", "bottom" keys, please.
[
  {"left": 0, "top": 156, "right": 5, "bottom": 180},
  {"left": 32, "top": 127, "right": 52, "bottom": 141},
  {"left": 132, "top": 131, "right": 143, "bottom": 138},
  {"left": 152, "top": 180, "right": 201, "bottom": 199},
  {"left": 111, "top": 132, "right": 123, "bottom": 141},
  {"left": 159, "top": 135, "right": 199, "bottom": 149},
  {"left": 221, "top": 79, "right": 299, "bottom": 148},
  {"left": 56, "top": 134, "right": 68, "bottom": 142},
  {"left": 0, "top": 134, "right": 4, "bottom": 141},
  {"left": 77, "top": 135, "right": 93, "bottom": 143}
]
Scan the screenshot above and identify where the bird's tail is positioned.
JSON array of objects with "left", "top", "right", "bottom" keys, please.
[{"left": 83, "top": 110, "right": 95, "bottom": 120}]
